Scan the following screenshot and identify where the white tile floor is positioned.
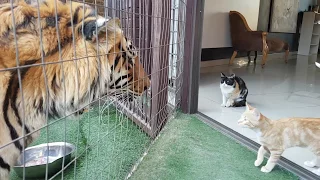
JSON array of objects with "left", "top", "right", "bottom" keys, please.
[{"left": 199, "top": 54, "right": 320, "bottom": 174}]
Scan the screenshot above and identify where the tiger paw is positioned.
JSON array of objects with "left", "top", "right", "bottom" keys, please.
[
  {"left": 261, "top": 166, "right": 271, "bottom": 173},
  {"left": 254, "top": 159, "right": 263, "bottom": 167}
]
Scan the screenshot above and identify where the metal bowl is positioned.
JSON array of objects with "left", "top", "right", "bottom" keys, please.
[{"left": 13, "top": 142, "right": 76, "bottom": 179}]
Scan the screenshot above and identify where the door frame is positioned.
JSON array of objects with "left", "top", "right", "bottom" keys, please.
[{"left": 181, "top": 0, "right": 204, "bottom": 114}]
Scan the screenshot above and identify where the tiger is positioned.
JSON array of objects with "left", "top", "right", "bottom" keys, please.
[{"left": 0, "top": 0, "right": 150, "bottom": 179}]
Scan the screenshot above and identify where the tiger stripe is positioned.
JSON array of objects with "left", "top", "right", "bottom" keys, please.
[
  {"left": 3, "top": 73, "right": 23, "bottom": 152},
  {"left": 0, "top": 157, "right": 10, "bottom": 172}
]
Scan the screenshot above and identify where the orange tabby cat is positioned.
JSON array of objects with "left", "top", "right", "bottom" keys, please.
[{"left": 238, "top": 103, "right": 320, "bottom": 175}]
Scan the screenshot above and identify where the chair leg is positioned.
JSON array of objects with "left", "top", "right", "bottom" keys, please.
[
  {"left": 254, "top": 51, "right": 258, "bottom": 64},
  {"left": 261, "top": 48, "right": 269, "bottom": 68},
  {"left": 247, "top": 51, "right": 251, "bottom": 63},
  {"left": 284, "top": 49, "right": 289, "bottom": 63},
  {"left": 261, "top": 32, "right": 268, "bottom": 68},
  {"left": 229, "top": 51, "right": 238, "bottom": 65}
]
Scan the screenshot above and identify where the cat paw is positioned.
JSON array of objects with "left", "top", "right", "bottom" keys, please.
[
  {"left": 304, "top": 160, "right": 317, "bottom": 168},
  {"left": 312, "top": 168, "right": 320, "bottom": 176},
  {"left": 254, "top": 160, "right": 263, "bottom": 167},
  {"left": 261, "top": 166, "right": 271, "bottom": 173},
  {"left": 226, "top": 101, "right": 233, "bottom": 107},
  {"left": 220, "top": 103, "right": 226, "bottom": 107}
]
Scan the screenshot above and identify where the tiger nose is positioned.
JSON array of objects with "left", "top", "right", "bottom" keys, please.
[{"left": 144, "top": 79, "right": 151, "bottom": 91}]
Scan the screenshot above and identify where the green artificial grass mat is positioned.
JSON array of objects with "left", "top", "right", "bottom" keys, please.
[
  {"left": 130, "top": 112, "right": 299, "bottom": 180},
  {"left": 10, "top": 105, "right": 150, "bottom": 180}
]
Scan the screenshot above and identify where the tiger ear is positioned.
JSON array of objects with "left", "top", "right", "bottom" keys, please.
[
  {"left": 106, "top": 18, "right": 122, "bottom": 32},
  {"left": 83, "top": 16, "right": 110, "bottom": 41},
  {"left": 24, "top": 0, "right": 66, "bottom": 5},
  {"left": 24, "top": 0, "right": 41, "bottom": 5}
]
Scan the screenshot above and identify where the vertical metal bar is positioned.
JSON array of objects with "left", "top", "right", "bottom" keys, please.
[
  {"left": 145, "top": 0, "right": 152, "bottom": 126},
  {"left": 9, "top": 0, "right": 28, "bottom": 179},
  {"left": 51, "top": 0, "right": 68, "bottom": 179},
  {"left": 108, "top": 0, "right": 117, "bottom": 178}
]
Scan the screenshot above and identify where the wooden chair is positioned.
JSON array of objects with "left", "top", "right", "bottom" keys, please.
[{"left": 229, "top": 11, "right": 289, "bottom": 67}]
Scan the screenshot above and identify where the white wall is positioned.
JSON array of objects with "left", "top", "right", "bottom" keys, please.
[{"left": 201, "top": 0, "right": 261, "bottom": 48}]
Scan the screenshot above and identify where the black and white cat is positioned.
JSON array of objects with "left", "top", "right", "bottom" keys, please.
[{"left": 220, "top": 73, "right": 248, "bottom": 107}]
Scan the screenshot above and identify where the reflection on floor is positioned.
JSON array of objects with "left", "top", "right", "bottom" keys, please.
[{"left": 199, "top": 54, "right": 320, "bottom": 174}]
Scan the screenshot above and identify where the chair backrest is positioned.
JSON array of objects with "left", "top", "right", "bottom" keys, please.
[
  {"left": 229, "top": 11, "right": 254, "bottom": 48},
  {"left": 229, "top": 11, "right": 252, "bottom": 35},
  {"left": 229, "top": 11, "right": 265, "bottom": 51}
]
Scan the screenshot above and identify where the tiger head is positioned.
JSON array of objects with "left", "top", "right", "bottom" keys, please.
[
  {"left": 102, "top": 19, "right": 151, "bottom": 96},
  {"left": 0, "top": 0, "right": 150, "bottom": 98}
]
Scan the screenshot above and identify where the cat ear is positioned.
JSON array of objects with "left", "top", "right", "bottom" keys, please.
[
  {"left": 220, "top": 72, "right": 226, "bottom": 78},
  {"left": 252, "top": 108, "right": 261, "bottom": 120},
  {"left": 230, "top": 74, "right": 235, "bottom": 78},
  {"left": 246, "top": 102, "right": 252, "bottom": 110}
]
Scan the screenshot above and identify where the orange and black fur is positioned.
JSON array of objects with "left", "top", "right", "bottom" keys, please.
[{"left": 0, "top": 0, "right": 150, "bottom": 178}]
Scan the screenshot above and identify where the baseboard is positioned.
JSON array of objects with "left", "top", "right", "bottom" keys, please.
[
  {"left": 200, "top": 51, "right": 298, "bottom": 68},
  {"left": 196, "top": 112, "right": 319, "bottom": 180}
]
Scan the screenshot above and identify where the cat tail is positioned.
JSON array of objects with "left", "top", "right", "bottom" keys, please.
[{"left": 233, "top": 99, "right": 246, "bottom": 107}]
